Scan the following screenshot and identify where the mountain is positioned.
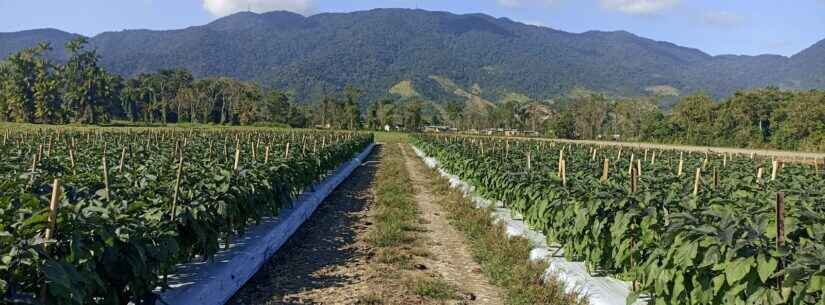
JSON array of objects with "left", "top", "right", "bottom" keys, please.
[
  {"left": 1, "top": 8, "right": 823, "bottom": 104},
  {"left": 0, "top": 29, "right": 80, "bottom": 61}
]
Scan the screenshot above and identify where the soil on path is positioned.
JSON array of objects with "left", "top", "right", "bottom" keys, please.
[
  {"left": 227, "top": 143, "right": 505, "bottom": 305},
  {"left": 398, "top": 143, "right": 505, "bottom": 305},
  {"left": 227, "top": 147, "right": 380, "bottom": 305}
]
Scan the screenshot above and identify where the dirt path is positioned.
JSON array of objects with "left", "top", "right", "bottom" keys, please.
[
  {"left": 227, "top": 143, "right": 504, "bottom": 305},
  {"left": 399, "top": 143, "right": 505, "bottom": 305},
  {"left": 227, "top": 147, "right": 380, "bottom": 305}
]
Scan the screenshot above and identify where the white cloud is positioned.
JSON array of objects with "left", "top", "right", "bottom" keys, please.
[
  {"left": 702, "top": 11, "right": 745, "bottom": 27},
  {"left": 496, "top": 0, "right": 559, "bottom": 8},
  {"left": 523, "top": 20, "right": 548, "bottom": 27},
  {"left": 599, "top": 0, "right": 680, "bottom": 15},
  {"left": 202, "top": 0, "right": 314, "bottom": 17}
]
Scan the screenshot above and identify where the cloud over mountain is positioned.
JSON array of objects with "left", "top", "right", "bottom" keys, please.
[
  {"left": 600, "top": 0, "right": 679, "bottom": 15},
  {"left": 202, "top": 0, "right": 313, "bottom": 16}
]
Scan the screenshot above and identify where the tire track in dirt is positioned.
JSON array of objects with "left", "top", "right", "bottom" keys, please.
[{"left": 399, "top": 143, "right": 504, "bottom": 305}]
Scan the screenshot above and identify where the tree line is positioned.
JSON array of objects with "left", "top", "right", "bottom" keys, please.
[
  {"left": 543, "top": 87, "right": 825, "bottom": 152},
  {"left": 0, "top": 38, "right": 358, "bottom": 127},
  {"left": 3, "top": 39, "right": 823, "bottom": 151},
  {"left": 360, "top": 87, "right": 825, "bottom": 152}
]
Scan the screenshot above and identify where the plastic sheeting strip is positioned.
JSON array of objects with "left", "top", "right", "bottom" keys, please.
[
  {"left": 156, "top": 143, "right": 375, "bottom": 305},
  {"left": 411, "top": 145, "right": 645, "bottom": 305}
]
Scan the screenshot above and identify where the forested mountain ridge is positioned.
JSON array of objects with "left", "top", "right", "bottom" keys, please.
[{"left": 1, "top": 8, "right": 824, "bottom": 104}]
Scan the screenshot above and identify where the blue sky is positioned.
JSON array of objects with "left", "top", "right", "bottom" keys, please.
[{"left": 1, "top": 0, "right": 823, "bottom": 56}]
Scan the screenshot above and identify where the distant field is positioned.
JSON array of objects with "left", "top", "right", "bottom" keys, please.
[{"left": 452, "top": 133, "right": 825, "bottom": 163}]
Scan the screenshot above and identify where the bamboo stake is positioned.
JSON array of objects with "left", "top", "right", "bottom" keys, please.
[
  {"left": 264, "top": 145, "right": 270, "bottom": 164},
  {"left": 284, "top": 142, "right": 291, "bottom": 159},
  {"left": 771, "top": 160, "right": 779, "bottom": 181},
  {"left": 560, "top": 158, "right": 567, "bottom": 187},
  {"left": 44, "top": 179, "right": 61, "bottom": 246},
  {"left": 677, "top": 154, "right": 684, "bottom": 177},
  {"left": 757, "top": 167, "right": 764, "bottom": 182},
  {"left": 118, "top": 147, "right": 127, "bottom": 173},
  {"left": 233, "top": 146, "right": 241, "bottom": 171},
  {"left": 171, "top": 155, "right": 183, "bottom": 221},
  {"left": 102, "top": 156, "right": 110, "bottom": 201},
  {"left": 776, "top": 192, "right": 785, "bottom": 290},
  {"left": 526, "top": 152, "right": 532, "bottom": 171},
  {"left": 637, "top": 159, "right": 642, "bottom": 178},
  {"left": 601, "top": 158, "right": 609, "bottom": 182},
  {"left": 693, "top": 167, "right": 702, "bottom": 196},
  {"left": 558, "top": 149, "right": 565, "bottom": 176}
]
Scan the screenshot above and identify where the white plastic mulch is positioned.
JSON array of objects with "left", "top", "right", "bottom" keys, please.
[{"left": 411, "top": 145, "right": 645, "bottom": 305}]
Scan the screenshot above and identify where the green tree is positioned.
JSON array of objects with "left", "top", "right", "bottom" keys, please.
[
  {"left": 263, "top": 90, "right": 290, "bottom": 123},
  {"left": 570, "top": 92, "right": 609, "bottom": 139},
  {"left": 60, "top": 37, "right": 113, "bottom": 124},
  {"left": 669, "top": 93, "right": 716, "bottom": 145},
  {"left": 547, "top": 110, "right": 576, "bottom": 139},
  {"left": 402, "top": 99, "right": 424, "bottom": 131},
  {"left": 771, "top": 90, "right": 825, "bottom": 151},
  {"left": 1, "top": 44, "right": 46, "bottom": 122},
  {"left": 343, "top": 85, "right": 363, "bottom": 130}
]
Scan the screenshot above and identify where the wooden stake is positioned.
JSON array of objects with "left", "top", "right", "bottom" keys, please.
[
  {"left": 560, "top": 158, "right": 567, "bottom": 187},
  {"left": 171, "top": 155, "right": 183, "bottom": 221},
  {"left": 233, "top": 146, "right": 241, "bottom": 171},
  {"left": 264, "top": 145, "right": 270, "bottom": 164},
  {"left": 118, "top": 147, "right": 127, "bottom": 173},
  {"left": 757, "top": 167, "right": 764, "bottom": 183},
  {"left": 677, "top": 154, "right": 684, "bottom": 176},
  {"left": 601, "top": 158, "right": 609, "bottom": 182},
  {"left": 44, "top": 179, "right": 61, "bottom": 246},
  {"left": 284, "top": 142, "right": 291, "bottom": 159},
  {"left": 771, "top": 160, "right": 779, "bottom": 181},
  {"left": 526, "top": 152, "right": 532, "bottom": 171},
  {"left": 637, "top": 159, "right": 642, "bottom": 178},
  {"left": 693, "top": 167, "right": 701, "bottom": 196},
  {"left": 776, "top": 192, "right": 785, "bottom": 290},
  {"left": 558, "top": 149, "right": 564, "bottom": 177},
  {"left": 102, "top": 156, "right": 110, "bottom": 201}
]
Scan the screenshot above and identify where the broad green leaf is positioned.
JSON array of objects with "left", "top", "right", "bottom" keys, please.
[
  {"left": 756, "top": 254, "right": 777, "bottom": 283},
  {"left": 725, "top": 258, "right": 753, "bottom": 285}
]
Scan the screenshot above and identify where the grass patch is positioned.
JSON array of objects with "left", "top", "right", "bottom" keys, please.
[
  {"left": 425, "top": 162, "right": 586, "bottom": 305},
  {"left": 374, "top": 131, "right": 408, "bottom": 144},
  {"left": 356, "top": 293, "right": 385, "bottom": 305},
  {"left": 409, "top": 276, "right": 457, "bottom": 300},
  {"left": 365, "top": 140, "right": 428, "bottom": 270},
  {"left": 365, "top": 143, "right": 417, "bottom": 248}
]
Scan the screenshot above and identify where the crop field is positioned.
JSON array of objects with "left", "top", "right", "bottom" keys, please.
[
  {"left": 412, "top": 134, "right": 825, "bottom": 305},
  {"left": 0, "top": 127, "right": 372, "bottom": 304}
]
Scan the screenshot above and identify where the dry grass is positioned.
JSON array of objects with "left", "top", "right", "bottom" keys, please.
[{"left": 426, "top": 168, "right": 586, "bottom": 305}]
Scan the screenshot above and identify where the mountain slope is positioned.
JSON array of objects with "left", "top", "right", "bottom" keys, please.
[
  {"left": 0, "top": 29, "right": 79, "bottom": 61},
  {"left": 1, "top": 8, "right": 823, "bottom": 103}
]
